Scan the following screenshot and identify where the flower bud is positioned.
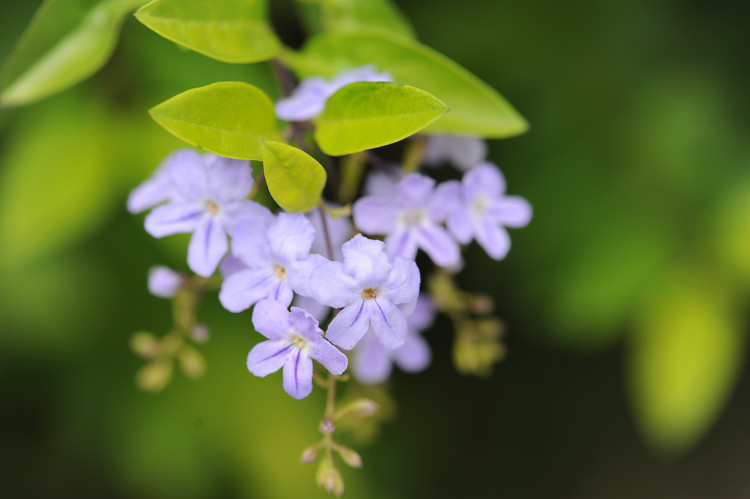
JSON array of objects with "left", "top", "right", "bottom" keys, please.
[
  {"left": 135, "top": 360, "right": 173, "bottom": 392},
  {"left": 316, "top": 459, "right": 345, "bottom": 497},
  {"left": 335, "top": 445, "right": 363, "bottom": 468},
  {"left": 334, "top": 398, "right": 379, "bottom": 420},
  {"left": 191, "top": 323, "right": 210, "bottom": 343},
  {"left": 301, "top": 444, "right": 320, "bottom": 464},
  {"left": 177, "top": 345, "right": 206, "bottom": 378},
  {"left": 148, "top": 266, "right": 182, "bottom": 298},
  {"left": 131, "top": 332, "right": 159, "bottom": 358}
]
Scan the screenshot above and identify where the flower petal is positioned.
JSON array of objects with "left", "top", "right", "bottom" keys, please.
[
  {"left": 407, "top": 295, "right": 435, "bottom": 332},
  {"left": 352, "top": 197, "right": 397, "bottom": 235},
  {"left": 289, "top": 253, "right": 329, "bottom": 298},
  {"left": 219, "top": 268, "right": 276, "bottom": 313},
  {"left": 206, "top": 155, "right": 253, "bottom": 201},
  {"left": 223, "top": 200, "right": 273, "bottom": 234},
  {"left": 127, "top": 176, "right": 171, "bottom": 214},
  {"left": 166, "top": 149, "right": 207, "bottom": 200},
  {"left": 275, "top": 76, "right": 330, "bottom": 122},
  {"left": 231, "top": 218, "right": 271, "bottom": 267},
  {"left": 219, "top": 253, "right": 248, "bottom": 278},
  {"left": 423, "top": 134, "right": 487, "bottom": 170},
  {"left": 309, "top": 260, "right": 360, "bottom": 308},
  {"left": 351, "top": 333, "right": 393, "bottom": 385},
  {"left": 251, "top": 299, "right": 291, "bottom": 340},
  {"left": 381, "top": 257, "right": 420, "bottom": 306},
  {"left": 369, "top": 298, "right": 408, "bottom": 349},
  {"left": 144, "top": 202, "right": 204, "bottom": 237},
  {"left": 430, "top": 180, "right": 462, "bottom": 222},
  {"left": 342, "top": 234, "right": 392, "bottom": 286},
  {"left": 188, "top": 216, "right": 228, "bottom": 276},
  {"left": 396, "top": 173, "right": 435, "bottom": 209},
  {"left": 325, "top": 300, "right": 372, "bottom": 350},
  {"left": 447, "top": 208, "right": 474, "bottom": 244},
  {"left": 283, "top": 350, "right": 313, "bottom": 399},
  {"left": 385, "top": 228, "right": 419, "bottom": 261},
  {"left": 463, "top": 162, "right": 505, "bottom": 200},
  {"left": 247, "top": 339, "right": 291, "bottom": 377},
  {"left": 416, "top": 223, "right": 461, "bottom": 267},
  {"left": 268, "top": 213, "right": 316, "bottom": 263},
  {"left": 474, "top": 217, "right": 511, "bottom": 260},
  {"left": 487, "top": 196, "right": 532, "bottom": 228},
  {"left": 310, "top": 339, "right": 348, "bottom": 375},
  {"left": 292, "top": 294, "right": 330, "bottom": 323},
  {"left": 394, "top": 334, "right": 431, "bottom": 373}
]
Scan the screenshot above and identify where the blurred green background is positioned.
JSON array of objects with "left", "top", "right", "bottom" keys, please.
[{"left": 2, "top": 0, "right": 750, "bottom": 497}]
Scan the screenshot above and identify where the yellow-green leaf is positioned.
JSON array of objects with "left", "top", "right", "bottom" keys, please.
[
  {"left": 283, "top": 30, "right": 527, "bottom": 138},
  {"left": 149, "top": 81, "right": 280, "bottom": 160},
  {"left": 261, "top": 141, "right": 326, "bottom": 213},
  {"left": 320, "top": 0, "right": 415, "bottom": 39},
  {"left": 135, "top": 0, "right": 281, "bottom": 63},
  {"left": 314, "top": 82, "right": 448, "bottom": 156},
  {"left": 627, "top": 268, "right": 744, "bottom": 455},
  {"left": 1, "top": 0, "right": 146, "bottom": 107}
]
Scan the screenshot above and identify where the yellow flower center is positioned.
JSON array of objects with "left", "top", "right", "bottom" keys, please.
[{"left": 362, "top": 288, "right": 377, "bottom": 299}]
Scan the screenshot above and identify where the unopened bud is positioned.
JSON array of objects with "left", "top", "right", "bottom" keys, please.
[
  {"left": 177, "top": 345, "right": 206, "bottom": 378},
  {"left": 335, "top": 445, "right": 363, "bottom": 468},
  {"left": 191, "top": 323, "right": 210, "bottom": 343},
  {"left": 131, "top": 332, "right": 159, "bottom": 358},
  {"left": 316, "top": 459, "right": 345, "bottom": 496},
  {"left": 471, "top": 294, "right": 495, "bottom": 315},
  {"left": 135, "top": 360, "right": 173, "bottom": 392},
  {"left": 335, "top": 398, "right": 379, "bottom": 420},
  {"left": 301, "top": 444, "right": 320, "bottom": 464}
]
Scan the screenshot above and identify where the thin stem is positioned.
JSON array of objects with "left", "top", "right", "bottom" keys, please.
[
  {"left": 325, "top": 373, "right": 337, "bottom": 418},
  {"left": 317, "top": 202, "right": 336, "bottom": 261}
]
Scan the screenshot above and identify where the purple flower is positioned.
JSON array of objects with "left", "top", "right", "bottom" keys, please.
[
  {"left": 351, "top": 295, "right": 434, "bottom": 385},
  {"left": 219, "top": 213, "right": 319, "bottom": 311},
  {"left": 247, "top": 300, "right": 348, "bottom": 399},
  {"left": 275, "top": 65, "right": 393, "bottom": 122},
  {"left": 142, "top": 150, "right": 271, "bottom": 277},
  {"left": 423, "top": 134, "right": 487, "bottom": 171},
  {"left": 445, "top": 162, "right": 532, "bottom": 260},
  {"left": 352, "top": 173, "right": 461, "bottom": 267},
  {"left": 308, "top": 235, "right": 420, "bottom": 350},
  {"left": 147, "top": 265, "right": 182, "bottom": 298}
]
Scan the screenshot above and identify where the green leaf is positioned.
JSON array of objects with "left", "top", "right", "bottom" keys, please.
[
  {"left": 135, "top": 0, "right": 281, "bottom": 63},
  {"left": 282, "top": 30, "right": 527, "bottom": 138},
  {"left": 627, "top": 268, "right": 744, "bottom": 456},
  {"left": 0, "top": 0, "right": 146, "bottom": 107},
  {"left": 261, "top": 141, "right": 326, "bottom": 213},
  {"left": 318, "top": 0, "right": 415, "bottom": 39},
  {"left": 149, "top": 81, "right": 280, "bottom": 160},
  {"left": 314, "top": 81, "right": 447, "bottom": 156}
]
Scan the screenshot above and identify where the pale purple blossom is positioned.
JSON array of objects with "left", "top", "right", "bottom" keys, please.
[
  {"left": 423, "top": 134, "right": 487, "bottom": 171},
  {"left": 219, "top": 213, "right": 319, "bottom": 311},
  {"left": 351, "top": 295, "right": 434, "bottom": 385},
  {"left": 276, "top": 65, "right": 393, "bottom": 122},
  {"left": 308, "top": 235, "right": 420, "bottom": 350},
  {"left": 247, "top": 300, "right": 348, "bottom": 399},
  {"left": 142, "top": 151, "right": 271, "bottom": 277},
  {"left": 352, "top": 173, "right": 461, "bottom": 267},
  {"left": 147, "top": 265, "right": 182, "bottom": 298},
  {"left": 445, "top": 162, "right": 532, "bottom": 260}
]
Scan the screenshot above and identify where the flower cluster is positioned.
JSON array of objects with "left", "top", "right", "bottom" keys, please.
[{"left": 129, "top": 64, "right": 531, "bottom": 496}]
